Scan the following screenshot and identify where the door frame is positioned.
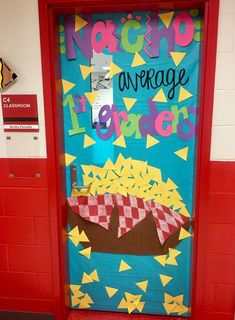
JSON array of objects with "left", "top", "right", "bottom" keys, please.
[{"left": 38, "top": 1, "right": 220, "bottom": 319}]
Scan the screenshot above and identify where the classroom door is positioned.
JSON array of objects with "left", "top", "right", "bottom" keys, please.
[{"left": 59, "top": 9, "right": 202, "bottom": 316}]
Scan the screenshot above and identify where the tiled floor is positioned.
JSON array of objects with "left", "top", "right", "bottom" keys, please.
[{"left": 69, "top": 310, "right": 183, "bottom": 320}]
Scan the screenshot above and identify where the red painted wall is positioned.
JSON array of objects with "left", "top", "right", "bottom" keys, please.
[
  {"left": 0, "top": 159, "right": 54, "bottom": 314},
  {"left": 0, "top": 159, "right": 234, "bottom": 319}
]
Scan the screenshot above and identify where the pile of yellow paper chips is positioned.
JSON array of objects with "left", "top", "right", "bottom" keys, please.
[{"left": 74, "top": 153, "right": 190, "bottom": 218}]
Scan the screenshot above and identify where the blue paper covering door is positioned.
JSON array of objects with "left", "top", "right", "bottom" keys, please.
[{"left": 59, "top": 9, "right": 202, "bottom": 316}]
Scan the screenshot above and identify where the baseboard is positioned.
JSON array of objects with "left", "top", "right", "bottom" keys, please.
[{"left": 0, "top": 311, "right": 54, "bottom": 320}]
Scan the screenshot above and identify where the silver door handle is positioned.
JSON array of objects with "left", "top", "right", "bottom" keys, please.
[{"left": 70, "top": 165, "right": 90, "bottom": 191}]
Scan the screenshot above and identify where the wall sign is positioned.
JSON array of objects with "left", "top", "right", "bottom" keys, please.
[{"left": 1, "top": 94, "right": 39, "bottom": 132}]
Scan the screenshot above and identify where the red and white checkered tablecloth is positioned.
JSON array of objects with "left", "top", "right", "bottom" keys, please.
[{"left": 67, "top": 194, "right": 189, "bottom": 245}]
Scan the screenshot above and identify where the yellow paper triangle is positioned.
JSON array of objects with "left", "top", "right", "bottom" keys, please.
[
  {"left": 125, "top": 292, "right": 140, "bottom": 302},
  {"left": 178, "top": 86, "right": 193, "bottom": 102},
  {"left": 131, "top": 52, "right": 146, "bottom": 67},
  {"left": 154, "top": 255, "right": 167, "bottom": 266},
  {"left": 170, "top": 52, "right": 186, "bottom": 67},
  {"left": 81, "top": 272, "right": 93, "bottom": 284},
  {"left": 174, "top": 294, "right": 184, "bottom": 305},
  {"left": 65, "top": 153, "right": 76, "bottom": 166},
  {"left": 164, "top": 293, "right": 174, "bottom": 303},
  {"left": 79, "top": 300, "right": 91, "bottom": 309},
  {"left": 79, "top": 246, "right": 91, "bottom": 259},
  {"left": 123, "top": 97, "right": 137, "bottom": 111},
  {"left": 62, "top": 79, "right": 76, "bottom": 94},
  {"left": 82, "top": 293, "right": 94, "bottom": 304},
  {"left": 119, "top": 259, "right": 132, "bottom": 272},
  {"left": 109, "top": 62, "right": 123, "bottom": 78},
  {"left": 159, "top": 274, "right": 173, "bottom": 287},
  {"left": 137, "top": 301, "right": 145, "bottom": 313},
  {"left": 70, "top": 284, "right": 81, "bottom": 294},
  {"left": 79, "top": 230, "right": 90, "bottom": 242},
  {"left": 152, "top": 88, "right": 167, "bottom": 102},
  {"left": 71, "top": 188, "right": 83, "bottom": 197},
  {"left": 127, "top": 302, "right": 136, "bottom": 314},
  {"left": 174, "top": 146, "right": 189, "bottom": 161},
  {"left": 81, "top": 165, "right": 91, "bottom": 176},
  {"left": 68, "top": 226, "right": 79, "bottom": 239},
  {"left": 178, "top": 304, "right": 189, "bottom": 315},
  {"left": 75, "top": 15, "right": 88, "bottom": 31},
  {"left": 179, "top": 227, "right": 192, "bottom": 240},
  {"left": 136, "top": 280, "right": 148, "bottom": 293},
  {"left": 146, "top": 134, "right": 160, "bottom": 149},
  {"left": 71, "top": 295, "right": 81, "bottom": 307},
  {"left": 106, "top": 170, "right": 118, "bottom": 180},
  {"left": 84, "top": 91, "right": 99, "bottom": 106},
  {"left": 84, "top": 134, "right": 96, "bottom": 148},
  {"left": 90, "top": 269, "right": 99, "bottom": 281},
  {"left": 80, "top": 65, "right": 93, "bottom": 80},
  {"left": 158, "top": 11, "right": 174, "bottom": 28},
  {"left": 118, "top": 298, "right": 128, "bottom": 309},
  {"left": 105, "top": 286, "right": 118, "bottom": 298},
  {"left": 167, "top": 178, "right": 178, "bottom": 190},
  {"left": 113, "top": 134, "right": 126, "bottom": 148},
  {"left": 163, "top": 302, "right": 176, "bottom": 315}
]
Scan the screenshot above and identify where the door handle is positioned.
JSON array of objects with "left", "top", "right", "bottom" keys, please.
[{"left": 70, "top": 165, "right": 90, "bottom": 191}]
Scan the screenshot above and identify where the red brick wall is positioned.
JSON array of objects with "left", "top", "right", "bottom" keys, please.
[
  {"left": 0, "top": 159, "right": 54, "bottom": 314},
  {"left": 200, "top": 162, "right": 235, "bottom": 320},
  {"left": 0, "top": 159, "right": 234, "bottom": 319}
]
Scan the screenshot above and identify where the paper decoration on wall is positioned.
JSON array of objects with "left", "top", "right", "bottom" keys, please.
[
  {"left": 62, "top": 8, "right": 201, "bottom": 315},
  {"left": 84, "top": 91, "right": 99, "bottom": 106},
  {"left": 174, "top": 146, "right": 189, "bottom": 161},
  {"left": 109, "top": 62, "right": 123, "bottom": 78},
  {"left": 131, "top": 52, "right": 146, "bottom": 67},
  {"left": 80, "top": 65, "right": 93, "bottom": 80},
  {"left": 83, "top": 134, "right": 96, "bottom": 148},
  {"left": 136, "top": 280, "right": 148, "bottom": 292},
  {"left": 178, "top": 227, "right": 192, "bottom": 240},
  {"left": 154, "top": 248, "right": 182, "bottom": 267},
  {"left": 75, "top": 15, "right": 88, "bottom": 31},
  {"left": 163, "top": 293, "right": 189, "bottom": 315},
  {"left": 79, "top": 246, "right": 92, "bottom": 259},
  {"left": 170, "top": 52, "right": 186, "bottom": 67},
  {"left": 152, "top": 88, "right": 168, "bottom": 102},
  {"left": 0, "top": 58, "right": 17, "bottom": 90},
  {"left": 68, "top": 193, "right": 189, "bottom": 244},
  {"left": 105, "top": 286, "right": 118, "bottom": 298},
  {"left": 81, "top": 269, "right": 99, "bottom": 284},
  {"left": 119, "top": 260, "right": 132, "bottom": 272},
  {"left": 113, "top": 134, "right": 126, "bottom": 148},
  {"left": 159, "top": 274, "right": 173, "bottom": 287},
  {"left": 158, "top": 12, "right": 174, "bottom": 28},
  {"left": 62, "top": 79, "right": 76, "bottom": 94},
  {"left": 178, "top": 86, "right": 193, "bottom": 102},
  {"left": 70, "top": 285, "right": 94, "bottom": 309},
  {"left": 146, "top": 134, "right": 159, "bottom": 149},
  {"left": 118, "top": 292, "right": 145, "bottom": 313},
  {"left": 68, "top": 226, "right": 90, "bottom": 246},
  {"left": 123, "top": 97, "right": 137, "bottom": 111},
  {"left": 65, "top": 153, "right": 76, "bottom": 166}
]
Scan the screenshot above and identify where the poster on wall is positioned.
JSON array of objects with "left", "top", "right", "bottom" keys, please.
[{"left": 59, "top": 9, "right": 202, "bottom": 316}]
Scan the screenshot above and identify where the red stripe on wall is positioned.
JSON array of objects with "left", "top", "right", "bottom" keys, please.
[{"left": 0, "top": 158, "right": 234, "bottom": 318}]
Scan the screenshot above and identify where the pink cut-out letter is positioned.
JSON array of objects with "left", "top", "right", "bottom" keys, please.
[
  {"left": 155, "top": 111, "right": 174, "bottom": 137},
  {"left": 173, "top": 12, "right": 194, "bottom": 47}
]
